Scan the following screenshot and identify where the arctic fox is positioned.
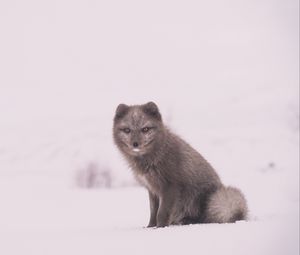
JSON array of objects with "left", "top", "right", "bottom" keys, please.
[{"left": 113, "top": 102, "right": 248, "bottom": 227}]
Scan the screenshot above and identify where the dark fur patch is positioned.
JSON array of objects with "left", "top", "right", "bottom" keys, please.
[
  {"left": 142, "top": 102, "right": 162, "bottom": 121},
  {"left": 114, "top": 103, "right": 129, "bottom": 121},
  {"left": 229, "top": 210, "right": 245, "bottom": 223}
]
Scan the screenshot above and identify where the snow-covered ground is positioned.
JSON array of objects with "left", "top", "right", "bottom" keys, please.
[
  {"left": 0, "top": 178, "right": 298, "bottom": 255},
  {"left": 0, "top": 0, "right": 299, "bottom": 254}
]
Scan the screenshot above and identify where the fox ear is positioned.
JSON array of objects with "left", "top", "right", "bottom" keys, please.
[
  {"left": 143, "top": 101, "right": 162, "bottom": 121},
  {"left": 114, "top": 103, "right": 129, "bottom": 121}
]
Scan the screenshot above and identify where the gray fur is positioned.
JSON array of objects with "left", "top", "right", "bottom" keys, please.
[{"left": 113, "top": 102, "right": 248, "bottom": 227}]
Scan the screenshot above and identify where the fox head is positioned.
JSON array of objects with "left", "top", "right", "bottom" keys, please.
[{"left": 113, "top": 102, "right": 164, "bottom": 157}]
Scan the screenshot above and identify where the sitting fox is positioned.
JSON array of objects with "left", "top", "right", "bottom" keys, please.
[{"left": 113, "top": 102, "right": 248, "bottom": 227}]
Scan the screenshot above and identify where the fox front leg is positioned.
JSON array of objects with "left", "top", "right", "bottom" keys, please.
[
  {"left": 156, "top": 187, "right": 177, "bottom": 227},
  {"left": 147, "top": 191, "right": 159, "bottom": 227}
]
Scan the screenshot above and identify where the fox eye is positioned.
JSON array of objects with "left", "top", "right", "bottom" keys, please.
[
  {"left": 141, "top": 127, "right": 150, "bottom": 133},
  {"left": 122, "top": 128, "right": 131, "bottom": 134}
]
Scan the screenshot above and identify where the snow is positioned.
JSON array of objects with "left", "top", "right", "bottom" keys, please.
[
  {"left": 0, "top": 0, "right": 299, "bottom": 254},
  {"left": 0, "top": 177, "right": 298, "bottom": 255}
]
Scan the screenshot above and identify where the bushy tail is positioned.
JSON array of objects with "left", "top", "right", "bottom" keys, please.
[{"left": 205, "top": 186, "right": 248, "bottom": 223}]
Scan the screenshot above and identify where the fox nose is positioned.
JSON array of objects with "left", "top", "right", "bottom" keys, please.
[{"left": 133, "top": 142, "right": 139, "bottom": 148}]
